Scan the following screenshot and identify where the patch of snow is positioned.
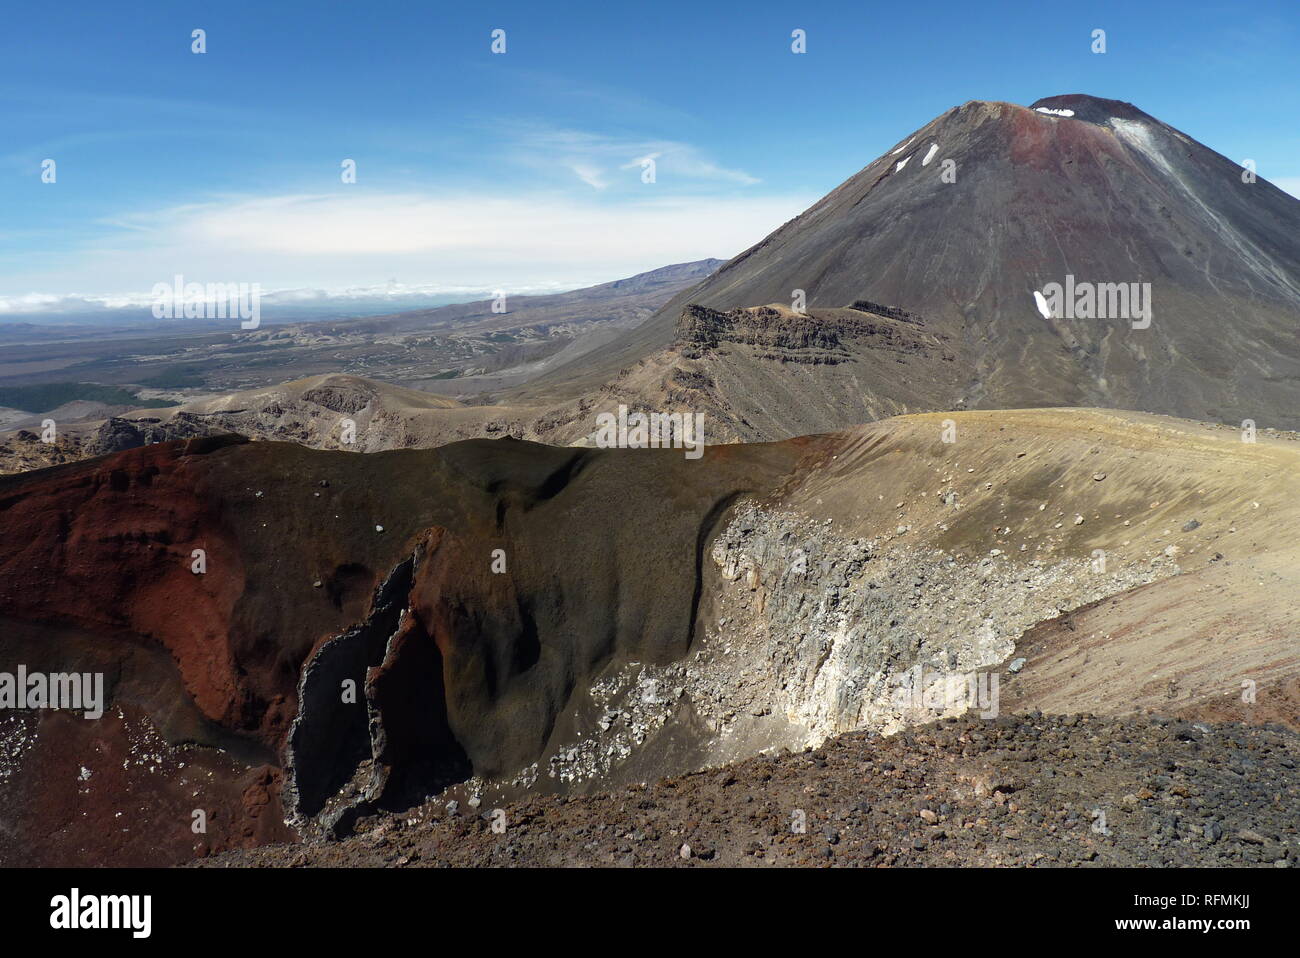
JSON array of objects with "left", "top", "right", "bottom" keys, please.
[
  {"left": 922, "top": 143, "right": 939, "bottom": 166},
  {"left": 890, "top": 137, "right": 915, "bottom": 155},
  {"left": 895, "top": 156, "right": 911, "bottom": 173},
  {"left": 1033, "top": 290, "right": 1052, "bottom": 319},
  {"left": 1035, "top": 107, "right": 1075, "bottom": 117}
]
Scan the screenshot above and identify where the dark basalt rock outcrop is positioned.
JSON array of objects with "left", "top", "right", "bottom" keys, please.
[
  {"left": 299, "top": 384, "right": 375, "bottom": 415},
  {"left": 678, "top": 305, "right": 851, "bottom": 353},
  {"left": 90, "top": 412, "right": 233, "bottom": 456},
  {"left": 848, "top": 300, "right": 925, "bottom": 325},
  {"left": 675, "top": 303, "right": 943, "bottom": 365}
]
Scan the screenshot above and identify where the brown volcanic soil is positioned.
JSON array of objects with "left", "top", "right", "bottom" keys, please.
[
  {"left": 1003, "top": 549, "right": 1300, "bottom": 729},
  {"left": 201, "top": 713, "right": 1300, "bottom": 868},
  {"left": 0, "top": 705, "right": 292, "bottom": 868}
]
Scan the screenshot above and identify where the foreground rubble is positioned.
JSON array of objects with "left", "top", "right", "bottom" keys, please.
[{"left": 202, "top": 713, "right": 1299, "bottom": 868}]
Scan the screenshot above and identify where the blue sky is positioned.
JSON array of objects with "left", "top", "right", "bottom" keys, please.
[{"left": 2, "top": 0, "right": 1297, "bottom": 313}]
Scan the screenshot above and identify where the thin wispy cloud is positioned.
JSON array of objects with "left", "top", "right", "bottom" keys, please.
[
  {"left": 568, "top": 163, "right": 608, "bottom": 190},
  {"left": 505, "top": 124, "right": 760, "bottom": 191}
]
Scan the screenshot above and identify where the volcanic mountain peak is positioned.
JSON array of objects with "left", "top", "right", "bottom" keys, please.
[
  {"left": 1027, "top": 92, "right": 1154, "bottom": 125},
  {"left": 915, "top": 92, "right": 1158, "bottom": 134},
  {"left": 522, "top": 93, "right": 1300, "bottom": 430}
]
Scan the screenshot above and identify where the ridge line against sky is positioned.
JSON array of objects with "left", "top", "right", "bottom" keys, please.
[{"left": 1, "top": 0, "right": 1296, "bottom": 317}]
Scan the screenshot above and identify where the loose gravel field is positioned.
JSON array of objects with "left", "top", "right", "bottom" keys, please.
[{"left": 202, "top": 713, "right": 1299, "bottom": 868}]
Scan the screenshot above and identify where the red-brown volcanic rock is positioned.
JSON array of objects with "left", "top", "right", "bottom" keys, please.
[{"left": 0, "top": 438, "right": 251, "bottom": 729}]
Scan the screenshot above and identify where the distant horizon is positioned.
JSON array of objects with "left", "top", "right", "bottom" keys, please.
[
  {"left": 0, "top": 257, "right": 726, "bottom": 326},
  {"left": 0, "top": 277, "right": 612, "bottom": 325},
  {"left": 3, "top": 0, "right": 1297, "bottom": 313}
]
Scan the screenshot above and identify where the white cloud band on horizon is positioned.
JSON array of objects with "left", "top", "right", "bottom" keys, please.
[{"left": 1, "top": 189, "right": 815, "bottom": 308}]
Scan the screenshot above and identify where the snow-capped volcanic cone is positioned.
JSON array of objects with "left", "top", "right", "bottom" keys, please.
[{"left": 523, "top": 94, "right": 1300, "bottom": 429}]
